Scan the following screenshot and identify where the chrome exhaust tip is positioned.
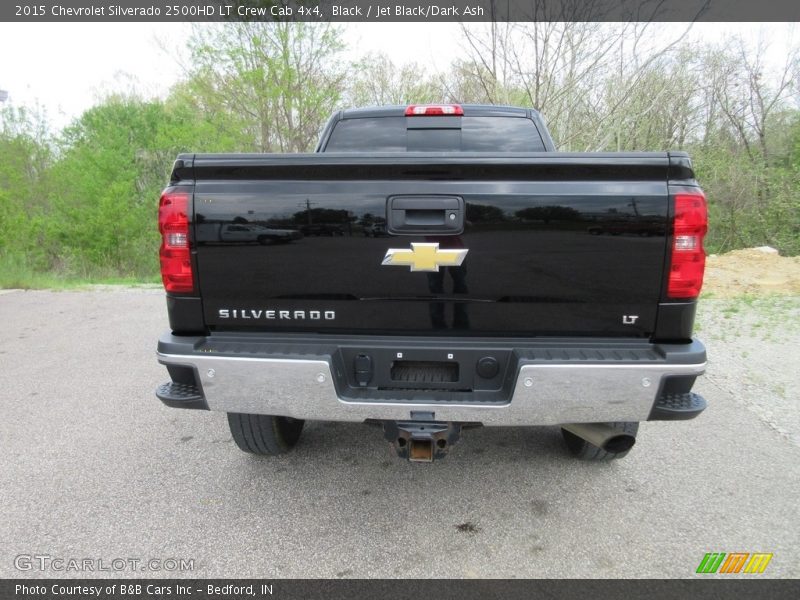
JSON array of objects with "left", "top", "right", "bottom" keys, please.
[{"left": 561, "top": 423, "right": 636, "bottom": 453}]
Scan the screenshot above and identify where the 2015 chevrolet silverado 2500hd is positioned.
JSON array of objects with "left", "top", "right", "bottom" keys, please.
[{"left": 155, "top": 104, "right": 708, "bottom": 462}]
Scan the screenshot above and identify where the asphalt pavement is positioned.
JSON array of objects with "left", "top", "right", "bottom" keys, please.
[{"left": 0, "top": 288, "right": 798, "bottom": 578}]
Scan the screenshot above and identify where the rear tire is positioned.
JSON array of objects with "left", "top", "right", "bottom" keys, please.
[
  {"left": 227, "top": 413, "right": 304, "bottom": 455},
  {"left": 561, "top": 421, "right": 639, "bottom": 461}
]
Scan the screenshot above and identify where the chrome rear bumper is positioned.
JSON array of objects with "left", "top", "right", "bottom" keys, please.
[{"left": 156, "top": 334, "right": 706, "bottom": 425}]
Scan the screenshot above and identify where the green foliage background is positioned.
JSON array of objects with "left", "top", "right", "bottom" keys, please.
[{"left": 0, "top": 23, "right": 798, "bottom": 286}]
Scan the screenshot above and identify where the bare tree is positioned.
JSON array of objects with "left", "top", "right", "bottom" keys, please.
[
  {"left": 715, "top": 35, "right": 798, "bottom": 162},
  {"left": 455, "top": 21, "right": 697, "bottom": 150},
  {"left": 347, "top": 52, "right": 444, "bottom": 107}
]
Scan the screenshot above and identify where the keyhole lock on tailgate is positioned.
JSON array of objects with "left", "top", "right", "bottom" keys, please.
[{"left": 387, "top": 195, "right": 465, "bottom": 235}]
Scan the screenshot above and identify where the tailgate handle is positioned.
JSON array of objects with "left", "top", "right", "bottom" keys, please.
[{"left": 387, "top": 195, "right": 465, "bottom": 235}]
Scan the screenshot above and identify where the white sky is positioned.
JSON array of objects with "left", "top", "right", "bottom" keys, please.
[{"left": 0, "top": 22, "right": 794, "bottom": 131}]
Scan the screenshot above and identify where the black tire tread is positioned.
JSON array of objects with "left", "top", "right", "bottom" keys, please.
[{"left": 227, "top": 413, "right": 304, "bottom": 456}]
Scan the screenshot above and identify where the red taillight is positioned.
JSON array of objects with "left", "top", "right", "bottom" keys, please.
[
  {"left": 158, "top": 189, "right": 194, "bottom": 293},
  {"left": 667, "top": 191, "right": 708, "bottom": 299},
  {"left": 405, "top": 104, "right": 464, "bottom": 116}
]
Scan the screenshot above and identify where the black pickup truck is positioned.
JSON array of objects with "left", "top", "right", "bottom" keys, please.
[{"left": 156, "top": 104, "right": 708, "bottom": 462}]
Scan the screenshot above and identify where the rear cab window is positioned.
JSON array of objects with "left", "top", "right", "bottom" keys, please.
[{"left": 324, "top": 115, "right": 547, "bottom": 152}]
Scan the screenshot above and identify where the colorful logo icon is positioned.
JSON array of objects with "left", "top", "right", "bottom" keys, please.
[{"left": 696, "top": 552, "right": 773, "bottom": 574}]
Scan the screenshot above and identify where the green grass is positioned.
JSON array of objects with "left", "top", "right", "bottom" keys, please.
[
  {"left": 696, "top": 293, "right": 800, "bottom": 342},
  {"left": 0, "top": 255, "right": 159, "bottom": 290}
]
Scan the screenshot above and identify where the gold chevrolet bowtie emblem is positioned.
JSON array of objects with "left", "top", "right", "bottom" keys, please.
[{"left": 381, "top": 243, "right": 468, "bottom": 272}]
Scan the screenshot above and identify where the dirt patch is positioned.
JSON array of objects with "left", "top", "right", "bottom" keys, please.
[{"left": 703, "top": 248, "right": 800, "bottom": 298}]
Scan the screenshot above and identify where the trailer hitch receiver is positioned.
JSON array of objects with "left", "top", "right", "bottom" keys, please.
[{"left": 383, "top": 420, "right": 463, "bottom": 462}]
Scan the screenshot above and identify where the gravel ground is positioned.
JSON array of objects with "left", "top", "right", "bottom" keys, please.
[
  {"left": 0, "top": 288, "right": 798, "bottom": 579},
  {"left": 695, "top": 295, "right": 800, "bottom": 447}
]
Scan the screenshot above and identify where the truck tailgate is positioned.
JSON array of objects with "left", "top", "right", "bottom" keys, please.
[{"left": 190, "top": 154, "right": 672, "bottom": 337}]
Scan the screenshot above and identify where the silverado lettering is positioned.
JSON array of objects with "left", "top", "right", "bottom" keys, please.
[
  {"left": 218, "top": 309, "right": 335, "bottom": 320},
  {"left": 156, "top": 104, "right": 708, "bottom": 463}
]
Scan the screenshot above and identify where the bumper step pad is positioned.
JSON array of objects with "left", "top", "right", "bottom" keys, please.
[
  {"left": 155, "top": 381, "right": 207, "bottom": 410},
  {"left": 650, "top": 392, "right": 706, "bottom": 420}
]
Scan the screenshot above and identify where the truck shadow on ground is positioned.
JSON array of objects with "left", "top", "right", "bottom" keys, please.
[
  {"left": 297, "top": 420, "right": 575, "bottom": 465},
  {"left": 216, "top": 419, "right": 625, "bottom": 515}
]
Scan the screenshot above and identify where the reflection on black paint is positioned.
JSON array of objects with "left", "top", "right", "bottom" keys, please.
[
  {"left": 195, "top": 215, "right": 303, "bottom": 245},
  {"left": 425, "top": 235, "right": 470, "bottom": 330},
  {"left": 193, "top": 179, "right": 670, "bottom": 334}
]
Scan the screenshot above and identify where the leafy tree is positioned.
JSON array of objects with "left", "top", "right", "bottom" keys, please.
[
  {"left": 185, "top": 22, "right": 345, "bottom": 152},
  {"left": 0, "top": 104, "right": 53, "bottom": 270},
  {"left": 44, "top": 95, "right": 226, "bottom": 276}
]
